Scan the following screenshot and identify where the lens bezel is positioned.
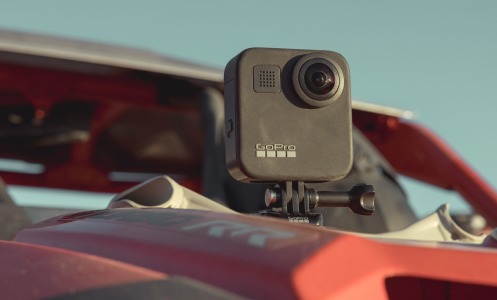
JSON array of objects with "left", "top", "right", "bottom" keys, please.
[{"left": 292, "top": 53, "right": 343, "bottom": 107}]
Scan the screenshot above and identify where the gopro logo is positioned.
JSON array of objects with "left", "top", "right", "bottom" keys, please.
[
  {"left": 288, "top": 216, "right": 310, "bottom": 223},
  {"left": 255, "top": 143, "right": 296, "bottom": 158}
]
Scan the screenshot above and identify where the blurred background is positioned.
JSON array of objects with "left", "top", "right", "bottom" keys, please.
[{"left": 0, "top": 0, "right": 495, "bottom": 217}]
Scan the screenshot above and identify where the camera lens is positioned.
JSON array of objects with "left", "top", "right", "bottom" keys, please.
[
  {"left": 292, "top": 54, "right": 342, "bottom": 107},
  {"left": 304, "top": 63, "right": 335, "bottom": 96}
]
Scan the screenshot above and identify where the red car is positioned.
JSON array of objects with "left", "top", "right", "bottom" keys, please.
[{"left": 1, "top": 29, "right": 497, "bottom": 299}]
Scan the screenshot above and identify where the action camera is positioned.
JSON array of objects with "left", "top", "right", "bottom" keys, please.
[{"left": 224, "top": 48, "right": 352, "bottom": 182}]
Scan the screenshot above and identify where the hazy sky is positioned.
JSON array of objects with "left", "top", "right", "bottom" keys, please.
[{"left": 1, "top": 1, "right": 496, "bottom": 216}]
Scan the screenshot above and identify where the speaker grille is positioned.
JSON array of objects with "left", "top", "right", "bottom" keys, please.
[{"left": 253, "top": 65, "right": 281, "bottom": 93}]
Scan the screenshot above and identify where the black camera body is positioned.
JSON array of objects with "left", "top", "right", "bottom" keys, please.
[{"left": 224, "top": 48, "right": 352, "bottom": 183}]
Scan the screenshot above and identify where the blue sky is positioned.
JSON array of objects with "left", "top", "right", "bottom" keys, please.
[{"left": 1, "top": 1, "right": 496, "bottom": 217}]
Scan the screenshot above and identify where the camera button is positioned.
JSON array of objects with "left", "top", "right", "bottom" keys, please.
[{"left": 226, "top": 119, "right": 234, "bottom": 138}]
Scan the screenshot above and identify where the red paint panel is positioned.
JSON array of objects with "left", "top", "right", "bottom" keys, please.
[
  {"left": 15, "top": 208, "right": 497, "bottom": 299},
  {"left": 0, "top": 240, "right": 166, "bottom": 300},
  {"left": 293, "top": 235, "right": 497, "bottom": 299},
  {"left": 16, "top": 209, "right": 339, "bottom": 299}
]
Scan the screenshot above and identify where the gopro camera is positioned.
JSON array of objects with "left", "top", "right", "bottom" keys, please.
[{"left": 224, "top": 48, "right": 352, "bottom": 182}]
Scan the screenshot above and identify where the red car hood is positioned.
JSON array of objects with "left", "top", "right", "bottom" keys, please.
[{"left": 7, "top": 207, "right": 497, "bottom": 299}]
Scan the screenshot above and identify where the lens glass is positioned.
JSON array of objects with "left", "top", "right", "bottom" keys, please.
[{"left": 304, "top": 63, "right": 335, "bottom": 96}]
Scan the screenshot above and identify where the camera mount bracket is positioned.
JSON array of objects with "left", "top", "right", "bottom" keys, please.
[{"left": 260, "top": 181, "right": 375, "bottom": 226}]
